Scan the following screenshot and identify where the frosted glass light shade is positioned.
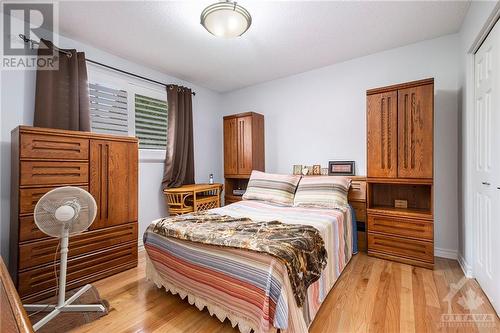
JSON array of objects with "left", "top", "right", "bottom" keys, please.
[{"left": 201, "top": 1, "right": 251, "bottom": 38}]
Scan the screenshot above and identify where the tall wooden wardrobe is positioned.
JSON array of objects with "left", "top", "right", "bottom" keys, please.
[
  {"left": 10, "top": 126, "right": 139, "bottom": 301},
  {"left": 366, "top": 78, "right": 434, "bottom": 269},
  {"left": 223, "top": 112, "right": 265, "bottom": 204}
]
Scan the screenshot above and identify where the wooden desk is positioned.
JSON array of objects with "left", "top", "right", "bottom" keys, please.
[
  {"left": 163, "top": 183, "right": 223, "bottom": 215},
  {"left": 0, "top": 257, "right": 33, "bottom": 333}
]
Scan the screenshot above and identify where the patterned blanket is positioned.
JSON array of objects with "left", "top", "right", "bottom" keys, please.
[{"left": 150, "top": 212, "right": 327, "bottom": 306}]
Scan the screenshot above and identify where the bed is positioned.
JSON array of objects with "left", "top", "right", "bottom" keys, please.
[{"left": 143, "top": 197, "right": 355, "bottom": 333}]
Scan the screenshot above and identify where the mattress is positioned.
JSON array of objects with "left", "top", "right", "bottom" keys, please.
[{"left": 144, "top": 200, "right": 354, "bottom": 333}]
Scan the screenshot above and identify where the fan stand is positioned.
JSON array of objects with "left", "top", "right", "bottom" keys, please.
[{"left": 24, "top": 230, "right": 106, "bottom": 331}]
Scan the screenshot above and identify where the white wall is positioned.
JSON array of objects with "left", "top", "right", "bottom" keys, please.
[
  {"left": 457, "top": 1, "right": 499, "bottom": 276},
  {"left": 0, "top": 17, "right": 223, "bottom": 263},
  {"left": 221, "top": 34, "right": 461, "bottom": 257}
]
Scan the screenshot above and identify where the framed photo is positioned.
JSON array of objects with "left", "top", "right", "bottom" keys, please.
[
  {"left": 312, "top": 165, "right": 321, "bottom": 175},
  {"left": 328, "top": 161, "right": 355, "bottom": 176},
  {"left": 293, "top": 164, "right": 303, "bottom": 175}
]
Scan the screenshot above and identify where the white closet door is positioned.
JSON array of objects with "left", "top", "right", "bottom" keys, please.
[{"left": 474, "top": 19, "right": 500, "bottom": 314}]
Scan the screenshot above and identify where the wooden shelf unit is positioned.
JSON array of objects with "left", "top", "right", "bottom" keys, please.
[
  {"left": 223, "top": 112, "right": 265, "bottom": 204},
  {"left": 366, "top": 79, "right": 434, "bottom": 269}
]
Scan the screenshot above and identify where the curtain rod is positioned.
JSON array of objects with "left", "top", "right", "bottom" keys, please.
[{"left": 18, "top": 34, "right": 196, "bottom": 96}]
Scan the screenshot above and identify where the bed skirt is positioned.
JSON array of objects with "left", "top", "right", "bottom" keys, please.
[{"left": 145, "top": 253, "right": 275, "bottom": 333}]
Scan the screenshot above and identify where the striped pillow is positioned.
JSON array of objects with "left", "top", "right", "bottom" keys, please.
[
  {"left": 242, "top": 171, "right": 301, "bottom": 206},
  {"left": 293, "top": 176, "right": 351, "bottom": 209}
]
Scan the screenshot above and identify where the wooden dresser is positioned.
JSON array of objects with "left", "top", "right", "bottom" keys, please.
[
  {"left": 223, "top": 112, "right": 265, "bottom": 204},
  {"left": 366, "top": 79, "right": 434, "bottom": 269},
  {"left": 10, "top": 126, "right": 139, "bottom": 302}
]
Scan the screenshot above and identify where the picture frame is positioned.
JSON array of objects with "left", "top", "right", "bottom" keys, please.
[
  {"left": 293, "top": 164, "right": 303, "bottom": 175},
  {"left": 328, "top": 161, "right": 356, "bottom": 176},
  {"left": 312, "top": 165, "right": 321, "bottom": 175}
]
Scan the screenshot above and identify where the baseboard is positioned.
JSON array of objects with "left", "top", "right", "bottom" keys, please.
[
  {"left": 434, "top": 247, "right": 458, "bottom": 260},
  {"left": 458, "top": 254, "right": 473, "bottom": 278}
]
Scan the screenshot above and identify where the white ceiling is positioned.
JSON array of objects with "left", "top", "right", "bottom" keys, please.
[{"left": 58, "top": 1, "right": 470, "bottom": 92}]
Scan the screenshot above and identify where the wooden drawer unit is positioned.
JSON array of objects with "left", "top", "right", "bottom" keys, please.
[
  {"left": 351, "top": 201, "right": 367, "bottom": 222},
  {"left": 19, "top": 186, "right": 89, "bottom": 215},
  {"left": 348, "top": 177, "right": 368, "bottom": 252},
  {"left": 10, "top": 126, "right": 138, "bottom": 301},
  {"left": 20, "top": 133, "right": 89, "bottom": 160},
  {"left": 368, "top": 233, "right": 433, "bottom": 263},
  {"left": 224, "top": 196, "right": 242, "bottom": 205},
  {"left": 348, "top": 180, "right": 366, "bottom": 202},
  {"left": 18, "top": 243, "right": 138, "bottom": 301},
  {"left": 18, "top": 223, "right": 137, "bottom": 270},
  {"left": 20, "top": 161, "right": 88, "bottom": 186},
  {"left": 368, "top": 214, "right": 433, "bottom": 240}
]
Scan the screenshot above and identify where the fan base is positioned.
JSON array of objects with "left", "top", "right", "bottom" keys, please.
[{"left": 25, "top": 284, "right": 106, "bottom": 331}]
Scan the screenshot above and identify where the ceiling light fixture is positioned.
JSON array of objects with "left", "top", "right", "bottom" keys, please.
[{"left": 200, "top": 0, "right": 252, "bottom": 38}]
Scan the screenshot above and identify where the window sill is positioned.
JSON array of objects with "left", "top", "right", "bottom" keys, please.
[{"left": 139, "top": 149, "right": 165, "bottom": 163}]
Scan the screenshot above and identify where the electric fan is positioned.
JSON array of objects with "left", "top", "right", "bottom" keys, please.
[{"left": 24, "top": 186, "right": 106, "bottom": 331}]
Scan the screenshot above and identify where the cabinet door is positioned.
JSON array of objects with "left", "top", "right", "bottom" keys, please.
[
  {"left": 237, "top": 116, "right": 253, "bottom": 175},
  {"left": 367, "top": 92, "right": 398, "bottom": 178},
  {"left": 89, "top": 140, "right": 138, "bottom": 229},
  {"left": 397, "top": 84, "right": 433, "bottom": 178},
  {"left": 223, "top": 118, "right": 238, "bottom": 175}
]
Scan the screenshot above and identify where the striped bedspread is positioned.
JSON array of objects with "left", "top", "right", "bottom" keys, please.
[{"left": 144, "top": 200, "right": 353, "bottom": 333}]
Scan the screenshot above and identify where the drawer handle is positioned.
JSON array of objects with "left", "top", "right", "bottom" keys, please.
[{"left": 482, "top": 182, "right": 491, "bottom": 186}]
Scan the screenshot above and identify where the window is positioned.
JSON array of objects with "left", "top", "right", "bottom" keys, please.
[
  {"left": 87, "top": 64, "right": 169, "bottom": 150},
  {"left": 89, "top": 83, "right": 129, "bottom": 135},
  {"left": 134, "top": 94, "right": 168, "bottom": 149}
]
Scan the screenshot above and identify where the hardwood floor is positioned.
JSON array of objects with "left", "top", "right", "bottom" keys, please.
[{"left": 71, "top": 250, "right": 499, "bottom": 333}]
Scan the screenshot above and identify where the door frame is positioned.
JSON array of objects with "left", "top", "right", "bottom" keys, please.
[{"left": 464, "top": 3, "right": 500, "bottom": 278}]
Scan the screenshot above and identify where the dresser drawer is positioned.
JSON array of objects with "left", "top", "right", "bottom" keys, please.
[
  {"left": 20, "top": 133, "right": 89, "bottom": 160},
  {"left": 19, "top": 186, "right": 89, "bottom": 215},
  {"left": 18, "top": 243, "right": 137, "bottom": 300},
  {"left": 348, "top": 180, "right": 366, "bottom": 202},
  {"left": 18, "top": 222, "right": 137, "bottom": 270},
  {"left": 19, "top": 216, "right": 47, "bottom": 242},
  {"left": 368, "top": 214, "right": 433, "bottom": 240},
  {"left": 351, "top": 201, "right": 367, "bottom": 222},
  {"left": 20, "top": 161, "right": 88, "bottom": 186},
  {"left": 368, "top": 233, "right": 433, "bottom": 262}
]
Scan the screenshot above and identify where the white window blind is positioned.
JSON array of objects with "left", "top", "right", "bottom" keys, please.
[
  {"left": 134, "top": 94, "right": 168, "bottom": 149},
  {"left": 89, "top": 83, "right": 129, "bottom": 135}
]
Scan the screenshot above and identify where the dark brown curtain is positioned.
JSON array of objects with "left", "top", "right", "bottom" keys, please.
[
  {"left": 34, "top": 39, "right": 90, "bottom": 131},
  {"left": 162, "top": 85, "right": 195, "bottom": 189}
]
